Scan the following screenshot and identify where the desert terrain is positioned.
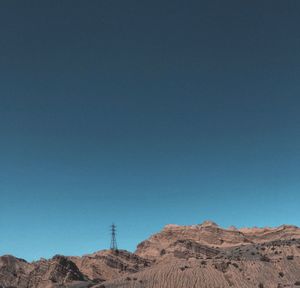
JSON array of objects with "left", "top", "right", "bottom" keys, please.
[{"left": 2, "top": 221, "right": 300, "bottom": 288}]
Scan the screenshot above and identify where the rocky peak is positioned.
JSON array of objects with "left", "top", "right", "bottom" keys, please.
[
  {"left": 199, "top": 220, "right": 219, "bottom": 228},
  {"left": 27, "top": 255, "right": 86, "bottom": 287}
]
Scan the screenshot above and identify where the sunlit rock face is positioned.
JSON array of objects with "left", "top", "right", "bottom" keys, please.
[{"left": 2, "top": 222, "right": 300, "bottom": 288}]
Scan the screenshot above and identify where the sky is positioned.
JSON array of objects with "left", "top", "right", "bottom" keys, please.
[{"left": 0, "top": 0, "right": 300, "bottom": 261}]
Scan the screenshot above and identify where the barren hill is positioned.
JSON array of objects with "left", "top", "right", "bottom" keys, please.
[{"left": 2, "top": 221, "right": 300, "bottom": 288}]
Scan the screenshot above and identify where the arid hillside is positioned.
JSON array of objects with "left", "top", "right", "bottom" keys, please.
[{"left": 2, "top": 221, "right": 300, "bottom": 288}]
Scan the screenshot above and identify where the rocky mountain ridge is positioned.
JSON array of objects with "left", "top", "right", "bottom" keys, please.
[{"left": 2, "top": 221, "right": 300, "bottom": 288}]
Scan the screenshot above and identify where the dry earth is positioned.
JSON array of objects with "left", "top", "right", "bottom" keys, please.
[{"left": 2, "top": 221, "right": 300, "bottom": 288}]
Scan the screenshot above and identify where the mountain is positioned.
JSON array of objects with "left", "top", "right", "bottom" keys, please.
[
  {"left": 1, "top": 221, "right": 300, "bottom": 287},
  {"left": 135, "top": 221, "right": 300, "bottom": 258}
]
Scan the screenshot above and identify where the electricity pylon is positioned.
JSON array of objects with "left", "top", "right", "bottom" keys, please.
[{"left": 110, "top": 223, "right": 118, "bottom": 251}]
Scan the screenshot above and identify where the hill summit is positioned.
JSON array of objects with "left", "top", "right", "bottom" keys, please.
[{"left": 1, "top": 221, "right": 300, "bottom": 287}]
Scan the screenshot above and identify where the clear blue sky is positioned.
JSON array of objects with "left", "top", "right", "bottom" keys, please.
[{"left": 0, "top": 0, "right": 299, "bottom": 261}]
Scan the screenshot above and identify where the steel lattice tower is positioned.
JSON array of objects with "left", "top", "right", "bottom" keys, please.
[{"left": 110, "top": 223, "right": 118, "bottom": 251}]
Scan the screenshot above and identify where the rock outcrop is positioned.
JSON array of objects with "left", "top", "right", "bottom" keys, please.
[{"left": 2, "top": 221, "right": 300, "bottom": 287}]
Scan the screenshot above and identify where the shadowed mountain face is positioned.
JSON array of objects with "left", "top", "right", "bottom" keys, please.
[{"left": 2, "top": 221, "right": 300, "bottom": 288}]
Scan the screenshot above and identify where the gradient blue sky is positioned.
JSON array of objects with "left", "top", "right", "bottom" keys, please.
[{"left": 0, "top": 0, "right": 300, "bottom": 261}]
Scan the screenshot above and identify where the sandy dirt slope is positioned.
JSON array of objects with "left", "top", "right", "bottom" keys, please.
[{"left": 1, "top": 221, "right": 300, "bottom": 288}]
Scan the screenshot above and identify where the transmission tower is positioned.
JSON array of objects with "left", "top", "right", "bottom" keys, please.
[{"left": 110, "top": 223, "right": 118, "bottom": 251}]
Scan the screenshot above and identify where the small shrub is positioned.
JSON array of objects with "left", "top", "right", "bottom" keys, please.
[{"left": 260, "top": 255, "right": 270, "bottom": 262}]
